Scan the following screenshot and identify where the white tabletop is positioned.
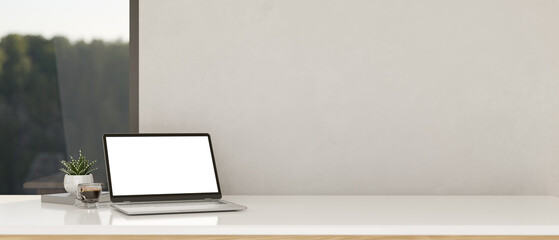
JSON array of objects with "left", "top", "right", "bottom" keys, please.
[{"left": 1, "top": 195, "right": 559, "bottom": 235}]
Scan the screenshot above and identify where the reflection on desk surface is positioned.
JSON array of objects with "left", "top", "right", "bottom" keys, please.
[
  {"left": 110, "top": 211, "right": 219, "bottom": 226},
  {"left": 38, "top": 200, "right": 219, "bottom": 226}
]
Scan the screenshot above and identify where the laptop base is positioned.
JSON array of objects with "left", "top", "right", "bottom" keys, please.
[{"left": 112, "top": 199, "right": 246, "bottom": 215}]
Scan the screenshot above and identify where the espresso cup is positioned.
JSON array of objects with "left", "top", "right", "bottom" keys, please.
[{"left": 76, "top": 183, "right": 102, "bottom": 208}]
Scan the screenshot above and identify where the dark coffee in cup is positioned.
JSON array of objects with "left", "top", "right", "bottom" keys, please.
[{"left": 80, "top": 189, "right": 101, "bottom": 203}]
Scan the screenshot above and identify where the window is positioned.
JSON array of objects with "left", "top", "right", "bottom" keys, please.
[{"left": 0, "top": 0, "right": 132, "bottom": 194}]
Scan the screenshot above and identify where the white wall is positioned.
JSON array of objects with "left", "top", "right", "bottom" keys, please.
[{"left": 139, "top": 0, "right": 559, "bottom": 195}]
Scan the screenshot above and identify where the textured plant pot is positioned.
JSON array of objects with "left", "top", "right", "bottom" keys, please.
[{"left": 63, "top": 174, "right": 94, "bottom": 194}]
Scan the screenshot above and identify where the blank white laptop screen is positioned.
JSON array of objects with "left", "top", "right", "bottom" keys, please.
[{"left": 105, "top": 136, "right": 219, "bottom": 196}]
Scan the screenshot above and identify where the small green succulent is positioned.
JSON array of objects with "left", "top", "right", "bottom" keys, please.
[{"left": 59, "top": 150, "right": 98, "bottom": 175}]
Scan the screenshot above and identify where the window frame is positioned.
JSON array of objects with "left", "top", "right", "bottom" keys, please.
[{"left": 129, "top": 0, "right": 139, "bottom": 132}]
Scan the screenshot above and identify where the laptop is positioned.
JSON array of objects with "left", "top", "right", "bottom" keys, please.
[{"left": 103, "top": 133, "right": 246, "bottom": 215}]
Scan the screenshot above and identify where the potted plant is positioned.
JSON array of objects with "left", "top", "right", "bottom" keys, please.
[{"left": 60, "top": 150, "right": 98, "bottom": 194}]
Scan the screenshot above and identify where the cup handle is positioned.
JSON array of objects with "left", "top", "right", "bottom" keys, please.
[{"left": 76, "top": 190, "right": 84, "bottom": 200}]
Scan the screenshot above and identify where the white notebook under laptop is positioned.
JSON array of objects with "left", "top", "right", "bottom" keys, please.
[{"left": 103, "top": 133, "right": 246, "bottom": 215}]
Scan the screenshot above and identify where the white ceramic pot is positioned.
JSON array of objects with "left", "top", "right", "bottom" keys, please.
[{"left": 63, "top": 174, "right": 94, "bottom": 194}]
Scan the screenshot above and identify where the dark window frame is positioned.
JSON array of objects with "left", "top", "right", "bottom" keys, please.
[{"left": 129, "top": 0, "right": 139, "bottom": 132}]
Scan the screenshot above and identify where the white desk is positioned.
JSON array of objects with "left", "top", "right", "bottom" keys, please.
[{"left": 1, "top": 195, "right": 559, "bottom": 239}]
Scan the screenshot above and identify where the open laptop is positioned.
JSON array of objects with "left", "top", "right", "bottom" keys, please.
[{"left": 103, "top": 133, "right": 246, "bottom": 215}]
